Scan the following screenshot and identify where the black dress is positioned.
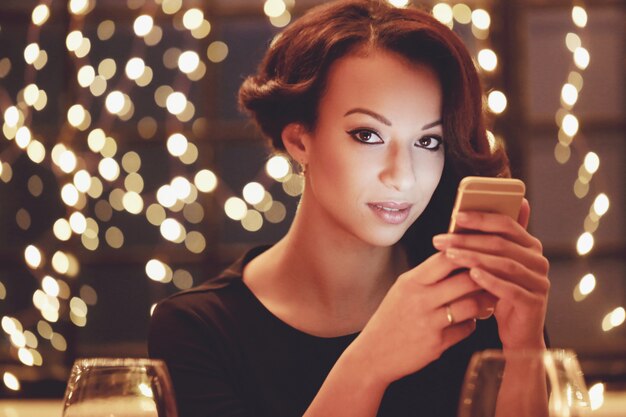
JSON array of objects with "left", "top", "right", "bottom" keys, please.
[{"left": 148, "top": 246, "right": 502, "bottom": 417}]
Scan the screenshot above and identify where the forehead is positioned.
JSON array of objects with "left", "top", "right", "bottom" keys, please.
[{"left": 319, "top": 48, "right": 442, "bottom": 119}]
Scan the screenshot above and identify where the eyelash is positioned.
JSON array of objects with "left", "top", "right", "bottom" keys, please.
[{"left": 346, "top": 128, "right": 443, "bottom": 151}]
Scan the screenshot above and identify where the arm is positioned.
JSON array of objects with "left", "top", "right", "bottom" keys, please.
[
  {"left": 304, "top": 252, "right": 495, "bottom": 417},
  {"left": 149, "top": 299, "right": 255, "bottom": 417},
  {"left": 495, "top": 353, "right": 549, "bottom": 417},
  {"left": 301, "top": 342, "right": 388, "bottom": 417},
  {"left": 433, "top": 198, "right": 550, "bottom": 417},
  {"left": 151, "top": 254, "right": 494, "bottom": 417}
]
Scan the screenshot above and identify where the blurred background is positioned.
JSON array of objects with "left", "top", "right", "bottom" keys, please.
[{"left": 0, "top": 0, "right": 624, "bottom": 409}]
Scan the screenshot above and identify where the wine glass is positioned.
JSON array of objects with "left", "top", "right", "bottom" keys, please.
[
  {"left": 458, "top": 349, "right": 591, "bottom": 417},
  {"left": 62, "top": 358, "right": 178, "bottom": 417}
]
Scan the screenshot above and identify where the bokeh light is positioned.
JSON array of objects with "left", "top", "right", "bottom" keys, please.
[
  {"left": 576, "top": 232, "right": 594, "bottom": 256},
  {"left": 471, "top": 9, "right": 490, "bottom": 30},
  {"left": 561, "top": 114, "right": 579, "bottom": 137},
  {"left": 477, "top": 49, "right": 497, "bottom": 71},
  {"left": 134, "top": 15, "right": 153, "bottom": 37},
  {"left": 243, "top": 182, "right": 265, "bottom": 205},
  {"left": 24, "top": 245, "right": 43, "bottom": 269},
  {"left": 32, "top": 5, "right": 50, "bottom": 26},
  {"left": 602, "top": 307, "right": 626, "bottom": 332},
  {"left": 572, "top": 6, "right": 588, "bottom": 28},
  {"left": 3, "top": 372, "right": 20, "bottom": 391},
  {"left": 224, "top": 197, "right": 247, "bottom": 221},
  {"left": 487, "top": 90, "right": 507, "bottom": 114},
  {"left": 167, "top": 133, "right": 188, "bottom": 156},
  {"left": 432, "top": 3, "right": 453, "bottom": 25},
  {"left": 207, "top": 41, "right": 228, "bottom": 63},
  {"left": 589, "top": 383, "right": 604, "bottom": 411},
  {"left": 194, "top": 169, "right": 218, "bottom": 193},
  {"left": 266, "top": 155, "right": 291, "bottom": 180},
  {"left": 574, "top": 47, "right": 590, "bottom": 70},
  {"left": 0, "top": 0, "right": 613, "bottom": 392}
]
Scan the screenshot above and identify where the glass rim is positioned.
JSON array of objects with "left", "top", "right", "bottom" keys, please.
[
  {"left": 473, "top": 348, "right": 578, "bottom": 359},
  {"left": 71, "top": 357, "right": 166, "bottom": 368}
]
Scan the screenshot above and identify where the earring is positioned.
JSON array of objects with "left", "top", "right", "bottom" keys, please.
[{"left": 299, "top": 161, "right": 307, "bottom": 176}]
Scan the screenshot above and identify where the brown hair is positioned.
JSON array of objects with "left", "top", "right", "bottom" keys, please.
[{"left": 238, "top": 0, "right": 509, "bottom": 178}]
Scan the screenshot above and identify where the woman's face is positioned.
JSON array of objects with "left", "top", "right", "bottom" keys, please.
[{"left": 300, "top": 48, "right": 445, "bottom": 247}]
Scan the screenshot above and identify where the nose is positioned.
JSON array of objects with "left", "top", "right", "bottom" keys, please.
[{"left": 378, "top": 141, "right": 416, "bottom": 192}]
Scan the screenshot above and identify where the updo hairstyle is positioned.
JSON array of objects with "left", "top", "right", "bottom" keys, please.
[{"left": 238, "top": 0, "right": 509, "bottom": 178}]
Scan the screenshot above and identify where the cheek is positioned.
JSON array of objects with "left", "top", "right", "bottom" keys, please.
[
  {"left": 312, "top": 141, "right": 365, "bottom": 181},
  {"left": 310, "top": 148, "right": 376, "bottom": 207},
  {"left": 415, "top": 152, "right": 445, "bottom": 188}
]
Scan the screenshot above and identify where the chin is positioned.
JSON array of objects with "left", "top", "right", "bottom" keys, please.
[{"left": 359, "top": 227, "right": 408, "bottom": 248}]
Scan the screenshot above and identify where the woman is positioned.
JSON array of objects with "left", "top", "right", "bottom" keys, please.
[{"left": 149, "top": 1, "right": 550, "bottom": 416}]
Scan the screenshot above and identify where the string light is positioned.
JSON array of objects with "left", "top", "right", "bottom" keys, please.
[
  {"left": 0, "top": 0, "right": 257, "bottom": 375},
  {"left": 242, "top": 182, "right": 265, "bottom": 205},
  {"left": 487, "top": 90, "right": 507, "bottom": 114},
  {"left": 224, "top": 197, "right": 248, "bottom": 221},
  {"left": 264, "top": 0, "right": 286, "bottom": 18},
  {"left": 589, "top": 383, "right": 604, "bottom": 411},
  {"left": 432, "top": 3, "right": 453, "bottom": 26},
  {"left": 0, "top": 0, "right": 617, "bottom": 390},
  {"left": 573, "top": 273, "right": 595, "bottom": 302},
  {"left": 387, "top": 0, "right": 409, "bottom": 7},
  {"left": 206, "top": 41, "right": 228, "bottom": 63},
  {"left": 3, "top": 372, "right": 20, "bottom": 391},
  {"left": 601, "top": 307, "right": 626, "bottom": 332},
  {"left": 550, "top": 3, "right": 621, "bottom": 341},
  {"left": 430, "top": 3, "right": 505, "bottom": 152}
]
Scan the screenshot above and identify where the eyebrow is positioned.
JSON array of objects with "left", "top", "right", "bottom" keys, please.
[
  {"left": 344, "top": 108, "right": 442, "bottom": 130},
  {"left": 422, "top": 119, "right": 443, "bottom": 130},
  {"left": 344, "top": 108, "right": 391, "bottom": 126}
]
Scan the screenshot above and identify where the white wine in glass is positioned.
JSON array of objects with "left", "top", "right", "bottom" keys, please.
[
  {"left": 62, "top": 358, "right": 178, "bottom": 417},
  {"left": 458, "top": 349, "right": 591, "bottom": 417}
]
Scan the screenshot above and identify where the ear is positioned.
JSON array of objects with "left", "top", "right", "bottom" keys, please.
[{"left": 281, "top": 122, "right": 311, "bottom": 165}]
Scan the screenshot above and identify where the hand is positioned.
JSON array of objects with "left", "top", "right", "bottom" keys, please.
[
  {"left": 350, "top": 252, "right": 494, "bottom": 386},
  {"left": 432, "top": 199, "right": 550, "bottom": 350}
]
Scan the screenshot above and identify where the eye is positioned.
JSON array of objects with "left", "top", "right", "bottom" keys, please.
[
  {"left": 347, "top": 128, "right": 384, "bottom": 145},
  {"left": 415, "top": 135, "right": 443, "bottom": 151}
]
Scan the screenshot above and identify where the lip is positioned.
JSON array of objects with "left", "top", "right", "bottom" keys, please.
[{"left": 367, "top": 201, "right": 413, "bottom": 225}]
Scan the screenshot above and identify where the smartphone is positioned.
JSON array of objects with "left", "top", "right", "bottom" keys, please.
[{"left": 448, "top": 176, "right": 526, "bottom": 233}]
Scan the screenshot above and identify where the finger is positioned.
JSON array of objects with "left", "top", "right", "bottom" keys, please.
[
  {"left": 441, "top": 319, "right": 476, "bottom": 350},
  {"left": 454, "top": 291, "right": 498, "bottom": 320},
  {"left": 469, "top": 267, "right": 545, "bottom": 302},
  {"left": 428, "top": 272, "right": 483, "bottom": 307},
  {"left": 436, "top": 291, "right": 493, "bottom": 327},
  {"left": 452, "top": 211, "right": 539, "bottom": 249},
  {"left": 444, "top": 248, "right": 550, "bottom": 294},
  {"left": 432, "top": 233, "right": 549, "bottom": 275},
  {"left": 518, "top": 198, "right": 531, "bottom": 230}
]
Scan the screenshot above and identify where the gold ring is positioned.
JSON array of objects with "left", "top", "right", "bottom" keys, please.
[{"left": 445, "top": 304, "right": 455, "bottom": 325}]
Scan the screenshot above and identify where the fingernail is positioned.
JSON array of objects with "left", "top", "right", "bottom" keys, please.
[
  {"left": 455, "top": 212, "right": 469, "bottom": 223},
  {"left": 470, "top": 268, "right": 481, "bottom": 280},
  {"left": 432, "top": 234, "right": 451, "bottom": 247},
  {"left": 446, "top": 248, "right": 461, "bottom": 259},
  {"left": 478, "top": 308, "right": 494, "bottom": 320}
]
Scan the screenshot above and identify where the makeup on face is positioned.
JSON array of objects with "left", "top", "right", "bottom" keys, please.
[
  {"left": 343, "top": 108, "right": 444, "bottom": 151},
  {"left": 367, "top": 201, "right": 413, "bottom": 225},
  {"left": 299, "top": 49, "right": 446, "bottom": 246}
]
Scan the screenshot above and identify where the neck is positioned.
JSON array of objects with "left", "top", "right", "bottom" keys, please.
[
  {"left": 242, "top": 187, "right": 410, "bottom": 336},
  {"left": 271, "top": 194, "right": 406, "bottom": 314}
]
